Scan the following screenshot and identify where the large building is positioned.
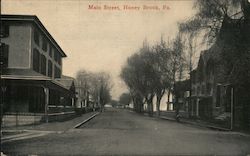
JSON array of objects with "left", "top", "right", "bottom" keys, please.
[
  {"left": 0, "top": 15, "right": 75, "bottom": 115},
  {"left": 189, "top": 4, "right": 250, "bottom": 130}
]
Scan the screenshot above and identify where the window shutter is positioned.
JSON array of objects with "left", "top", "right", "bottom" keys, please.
[
  {"left": 0, "top": 43, "right": 9, "bottom": 68},
  {"left": 0, "top": 24, "right": 9, "bottom": 38}
]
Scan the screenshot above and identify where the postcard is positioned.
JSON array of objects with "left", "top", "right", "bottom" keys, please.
[{"left": 1, "top": 0, "right": 250, "bottom": 155}]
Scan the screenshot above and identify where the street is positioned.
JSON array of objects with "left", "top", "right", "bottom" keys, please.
[{"left": 2, "top": 108, "right": 250, "bottom": 156}]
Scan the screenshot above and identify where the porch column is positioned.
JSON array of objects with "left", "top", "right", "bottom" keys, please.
[
  {"left": 44, "top": 87, "right": 49, "bottom": 123},
  {"left": 71, "top": 98, "right": 74, "bottom": 107},
  {"left": 230, "top": 87, "right": 234, "bottom": 130},
  {"left": 196, "top": 99, "right": 199, "bottom": 117}
]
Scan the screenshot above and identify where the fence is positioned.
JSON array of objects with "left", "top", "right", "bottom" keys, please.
[{"left": 2, "top": 112, "right": 43, "bottom": 127}]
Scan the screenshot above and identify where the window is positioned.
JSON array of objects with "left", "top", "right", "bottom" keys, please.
[
  {"left": 54, "top": 65, "right": 61, "bottom": 78},
  {"left": 48, "top": 60, "right": 53, "bottom": 77},
  {"left": 201, "top": 85, "right": 205, "bottom": 94},
  {"left": 0, "top": 43, "right": 9, "bottom": 68},
  {"left": 42, "top": 37, "right": 47, "bottom": 52},
  {"left": 0, "top": 24, "right": 9, "bottom": 38},
  {"left": 49, "top": 45, "right": 53, "bottom": 57},
  {"left": 191, "top": 71, "right": 196, "bottom": 84},
  {"left": 58, "top": 56, "right": 62, "bottom": 65},
  {"left": 33, "top": 48, "right": 40, "bottom": 72},
  {"left": 34, "top": 30, "right": 40, "bottom": 46},
  {"left": 197, "top": 86, "right": 200, "bottom": 95},
  {"left": 206, "top": 83, "right": 212, "bottom": 95},
  {"left": 216, "top": 85, "right": 221, "bottom": 107},
  {"left": 54, "top": 50, "right": 62, "bottom": 65},
  {"left": 41, "top": 54, "right": 47, "bottom": 75},
  {"left": 192, "top": 86, "right": 196, "bottom": 95},
  {"left": 54, "top": 50, "right": 57, "bottom": 61}
]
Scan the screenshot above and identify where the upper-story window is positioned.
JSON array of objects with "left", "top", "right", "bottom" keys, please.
[
  {"left": 206, "top": 83, "right": 212, "bottom": 95},
  {"left": 48, "top": 60, "right": 53, "bottom": 78},
  {"left": 34, "top": 30, "right": 40, "bottom": 46},
  {"left": 42, "top": 36, "right": 48, "bottom": 52},
  {"left": 191, "top": 72, "right": 196, "bottom": 84},
  {"left": 54, "top": 50, "right": 62, "bottom": 65},
  {"left": 216, "top": 85, "right": 221, "bottom": 107},
  {"left": 197, "top": 86, "right": 200, "bottom": 95},
  {"left": 54, "top": 65, "right": 61, "bottom": 78},
  {"left": 192, "top": 86, "right": 196, "bottom": 95},
  {"left": 0, "top": 24, "right": 9, "bottom": 38},
  {"left": 49, "top": 45, "right": 53, "bottom": 57},
  {"left": 0, "top": 43, "right": 9, "bottom": 68},
  {"left": 58, "top": 56, "right": 62, "bottom": 65},
  {"left": 33, "top": 48, "right": 40, "bottom": 73},
  {"left": 201, "top": 84, "right": 205, "bottom": 95},
  {"left": 54, "top": 50, "right": 57, "bottom": 60},
  {"left": 41, "top": 54, "right": 47, "bottom": 76}
]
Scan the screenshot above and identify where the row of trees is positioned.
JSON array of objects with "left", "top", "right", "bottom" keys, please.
[
  {"left": 76, "top": 70, "right": 112, "bottom": 111},
  {"left": 120, "top": 36, "right": 186, "bottom": 116}
]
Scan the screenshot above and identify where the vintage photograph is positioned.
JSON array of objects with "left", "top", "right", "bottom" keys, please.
[{"left": 1, "top": 0, "right": 250, "bottom": 155}]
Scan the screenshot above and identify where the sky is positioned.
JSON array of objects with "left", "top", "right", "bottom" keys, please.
[{"left": 2, "top": 0, "right": 196, "bottom": 100}]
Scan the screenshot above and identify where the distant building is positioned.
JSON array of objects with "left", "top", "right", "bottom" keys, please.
[{"left": 0, "top": 15, "right": 75, "bottom": 114}]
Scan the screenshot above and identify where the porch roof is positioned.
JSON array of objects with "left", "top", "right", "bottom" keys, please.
[
  {"left": 1, "top": 68, "right": 50, "bottom": 80},
  {"left": 1, "top": 69, "right": 74, "bottom": 96}
]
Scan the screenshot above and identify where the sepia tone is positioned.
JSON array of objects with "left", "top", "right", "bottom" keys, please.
[{"left": 1, "top": 0, "right": 250, "bottom": 155}]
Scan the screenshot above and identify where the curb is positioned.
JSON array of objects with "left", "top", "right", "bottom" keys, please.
[
  {"left": 159, "top": 116, "right": 231, "bottom": 131},
  {"left": 73, "top": 112, "right": 100, "bottom": 128}
]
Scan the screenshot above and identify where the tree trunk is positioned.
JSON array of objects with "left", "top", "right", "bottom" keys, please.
[
  {"left": 156, "top": 96, "right": 161, "bottom": 117},
  {"left": 167, "top": 90, "right": 171, "bottom": 111},
  {"left": 146, "top": 95, "right": 154, "bottom": 117}
]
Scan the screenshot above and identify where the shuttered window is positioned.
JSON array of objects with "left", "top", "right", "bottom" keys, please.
[
  {"left": 0, "top": 43, "right": 9, "bottom": 68},
  {"left": 48, "top": 60, "right": 53, "bottom": 77},
  {"left": 33, "top": 48, "right": 40, "bottom": 72},
  {"left": 0, "top": 24, "right": 9, "bottom": 38},
  {"left": 41, "top": 54, "right": 47, "bottom": 75}
]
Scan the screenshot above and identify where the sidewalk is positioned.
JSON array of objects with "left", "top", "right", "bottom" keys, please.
[
  {"left": 1, "top": 111, "right": 99, "bottom": 143},
  {"left": 159, "top": 115, "right": 231, "bottom": 131},
  {"left": 142, "top": 111, "right": 233, "bottom": 131}
]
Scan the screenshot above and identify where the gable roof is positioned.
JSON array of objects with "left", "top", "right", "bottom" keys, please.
[{"left": 56, "top": 75, "right": 76, "bottom": 90}]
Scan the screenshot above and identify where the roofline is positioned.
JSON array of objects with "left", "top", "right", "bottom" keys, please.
[
  {"left": 0, "top": 75, "right": 51, "bottom": 80},
  {"left": 1, "top": 14, "right": 67, "bottom": 57},
  {"left": 1, "top": 75, "right": 70, "bottom": 91}
]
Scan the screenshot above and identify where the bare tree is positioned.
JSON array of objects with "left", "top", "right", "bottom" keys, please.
[
  {"left": 152, "top": 37, "right": 172, "bottom": 116},
  {"left": 97, "top": 72, "right": 112, "bottom": 111},
  {"left": 121, "top": 36, "right": 186, "bottom": 116},
  {"left": 76, "top": 70, "right": 112, "bottom": 111},
  {"left": 179, "top": 0, "right": 243, "bottom": 44},
  {"left": 170, "top": 33, "right": 185, "bottom": 115},
  {"left": 120, "top": 65, "right": 144, "bottom": 113},
  {"left": 121, "top": 40, "right": 156, "bottom": 116}
]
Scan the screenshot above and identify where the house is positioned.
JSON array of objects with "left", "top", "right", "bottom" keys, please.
[
  {"left": 189, "top": 5, "right": 250, "bottom": 129},
  {"left": 54, "top": 75, "right": 76, "bottom": 110},
  {"left": 0, "top": 15, "right": 75, "bottom": 118}
]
